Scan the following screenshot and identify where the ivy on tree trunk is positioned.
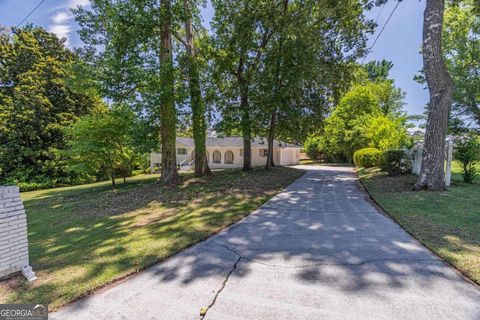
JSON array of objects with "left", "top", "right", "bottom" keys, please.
[
  {"left": 266, "top": 0, "right": 289, "bottom": 170},
  {"left": 184, "top": 0, "right": 210, "bottom": 177},
  {"left": 414, "top": 0, "right": 454, "bottom": 191},
  {"left": 266, "top": 108, "right": 277, "bottom": 170},
  {"left": 160, "top": 0, "right": 179, "bottom": 184},
  {"left": 238, "top": 68, "right": 252, "bottom": 171}
]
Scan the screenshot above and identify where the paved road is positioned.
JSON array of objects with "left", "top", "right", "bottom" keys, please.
[{"left": 52, "top": 166, "right": 480, "bottom": 320}]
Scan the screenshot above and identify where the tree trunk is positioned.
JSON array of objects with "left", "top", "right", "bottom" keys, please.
[
  {"left": 159, "top": 0, "right": 179, "bottom": 184},
  {"left": 240, "top": 97, "right": 252, "bottom": 170},
  {"left": 184, "top": 0, "right": 209, "bottom": 177},
  {"left": 266, "top": 108, "right": 277, "bottom": 170},
  {"left": 203, "top": 151, "right": 211, "bottom": 175},
  {"left": 241, "top": 97, "right": 252, "bottom": 171},
  {"left": 266, "top": 1, "right": 288, "bottom": 171},
  {"left": 204, "top": 154, "right": 212, "bottom": 175},
  {"left": 111, "top": 171, "right": 115, "bottom": 187},
  {"left": 414, "top": 0, "right": 454, "bottom": 191},
  {"left": 238, "top": 68, "right": 252, "bottom": 171}
]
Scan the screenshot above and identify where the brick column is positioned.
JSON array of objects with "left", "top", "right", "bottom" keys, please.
[{"left": 0, "top": 186, "right": 36, "bottom": 281}]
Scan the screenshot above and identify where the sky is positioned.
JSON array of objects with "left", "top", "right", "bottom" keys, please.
[{"left": 0, "top": 0, "right": 428, "bottom": 116}]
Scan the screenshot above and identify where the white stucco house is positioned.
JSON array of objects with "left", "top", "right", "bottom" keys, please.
[{"left": 150, "top": 137, "right": 302, "bottom": 172}]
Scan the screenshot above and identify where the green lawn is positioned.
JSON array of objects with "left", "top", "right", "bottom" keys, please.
[
  {"left": 358, "top": 162, "right": 480, "bottom": 285},
  {"left": 0, "top": 167, "right": 305, "bottom": 310}
]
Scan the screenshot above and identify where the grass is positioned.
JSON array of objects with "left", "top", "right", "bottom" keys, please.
[
  {"left": 0, "top": 167, "right": 305, "bottom": 310},
  {"left": 358, "top": 161, "right": 480, "bottom": 285}
]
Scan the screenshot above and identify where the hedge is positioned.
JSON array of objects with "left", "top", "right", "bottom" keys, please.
[
  {"left": 382, "top": 150, "right": 412, "bottom": 175},
  {"left": 353, "top": 148, "right": 384, "bottom": 168}
]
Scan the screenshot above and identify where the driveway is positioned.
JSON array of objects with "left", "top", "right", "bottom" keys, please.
[{"left": 52, "top": 165, "right": 480, "bottom": 320}]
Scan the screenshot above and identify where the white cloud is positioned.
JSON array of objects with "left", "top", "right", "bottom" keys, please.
[
  {"left": 52, "top": 11, "right": 71, "bottom": 24},
  {"left": 69, "top": 0, "right": 90, "bottom": 8},
  {"left": 52, "top": 0, "right": 90, "bottom": 11},
  {"left": 48, "top": 0, "right": 91, "bottom": 47},
  {"left": 48, "top": 24, "right": 72, "bottom": 46}
]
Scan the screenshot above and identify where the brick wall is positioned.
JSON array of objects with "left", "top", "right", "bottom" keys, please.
[{"left": 0, "top": 186, "right": 30, "bottom": 279}]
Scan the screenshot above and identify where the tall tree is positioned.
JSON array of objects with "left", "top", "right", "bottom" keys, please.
[
  {"left": 443, "top": 0, "right": 479, "bottom": 126},
  {"left": 74, "top": 0, "right": 179, "bottom": 184},
  {"left": 414, "top": 0, "right": 454, "bottom": 191},
  {"left": 178, "top": 0, "right": 210, "bottom": 176},
  {"left": 0, "top": 26, "right": 101, "bottom": 184},
  {"left": 211, "top": 0, "right": 278, "bottom": 171},
  {"left": 159, "top": 0, "right": 179, "bottom": 183},
  {"left": 256, "top": 1, "right": 385, "bottom": 169},
  {"left": 265, "top": 0, "right": 289, "bottom": 170}
]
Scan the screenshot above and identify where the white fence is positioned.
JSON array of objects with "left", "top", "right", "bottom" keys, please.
[{"left": 409, "top": 140, "right": 454, "bottom": 187}]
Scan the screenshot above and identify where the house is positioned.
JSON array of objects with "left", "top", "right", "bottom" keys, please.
[{"left": 150, "top": 137, "right": 302, "bottom": 172}]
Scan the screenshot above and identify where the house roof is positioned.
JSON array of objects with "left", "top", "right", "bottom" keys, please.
[{"left": 176, "top": 137, "right": 301, "bottom": 149}]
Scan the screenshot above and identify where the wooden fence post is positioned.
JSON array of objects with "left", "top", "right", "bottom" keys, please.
[
  {"left": 413, "top": 143, "right": 423, "bottom": 175},
  {"left": 445, "top": 140, "right": 453, "bottom": 187}
]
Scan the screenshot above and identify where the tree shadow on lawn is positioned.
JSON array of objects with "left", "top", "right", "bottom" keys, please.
[
  {"left": 147, "top": 168, "right": 480, "bottom": 315},
  {"left": 1, "top": 167, "right": 304, "bottom": 309},
  {"left": 3, "top": 166, "right": 479, "bottom": 316},
  {"left": 360, "top": 168, "right": 480, "bottom": 285}
]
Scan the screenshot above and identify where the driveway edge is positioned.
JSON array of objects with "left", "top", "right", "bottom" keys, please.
[{"left": 355, "top": 168, "right": 480, "bottom": 290}]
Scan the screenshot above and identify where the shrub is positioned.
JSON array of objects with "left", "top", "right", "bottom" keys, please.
[
  {"left": 454, "top": 132, "right": 480, "bottom": 183},
  {"left": 353, "top": 148, "right": 383, "bottom": 168},
  {"left": 382, "top": 150, "right": 412, "bottom": 176},
  {"left": 64, "top": 105, "right": 137, "bottom": 186},
  {"left": 304, "top": 136, "right": 322, "bottom": 160},
  {"left": 5, "top": 174, "right": 97, "bottom": 192}
]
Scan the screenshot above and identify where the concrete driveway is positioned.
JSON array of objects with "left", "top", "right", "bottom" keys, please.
[{"left": 52, "top": 165, "right": 480, "bottom": 320}]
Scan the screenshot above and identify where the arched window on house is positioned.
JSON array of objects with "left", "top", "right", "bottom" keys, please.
[
  {"left": 225, "top": 150, "right": 234, "bottom": 164},
  {"left": 213, "top": 150, "right": 221, "bottom": 163}
]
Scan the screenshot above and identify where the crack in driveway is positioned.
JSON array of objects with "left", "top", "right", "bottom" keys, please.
[
  {"left": 200, "top": 248, "right": 242, "bottom": 320},
  {"left": 212, "top": 243, "right": 440, "bottom": 269}
]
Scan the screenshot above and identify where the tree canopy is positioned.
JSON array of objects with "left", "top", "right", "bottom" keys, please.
[
  {"left": 0, "top": 26, "right": 102, "bottom": 185},
  {"left": 210, "top": 0, "right": 386, "bottom": 169},
  {"left": 0, "top": 1, "right": 450, "bottom": 190},
  {"left": 64, "top": 105, "right": 137, "bottom": 186},
  {"left": 74, "top": 0, "right": 214, "bottom": 182},
  {"left": 309, "top": 72, "right": 411, "bottom": 162},
  {"left": 443, "top": 0, "right": 479, "bottom": 126}
]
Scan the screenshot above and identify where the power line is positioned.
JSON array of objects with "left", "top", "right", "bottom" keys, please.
[
  {"left": 374, "top": 2, "right": 387, "bottom": 23},
  {"left": 16, "top": 0, "right": 47, "bottom": 28},
  {"left": 362, "top": 0, "right": 402, "bottom": 64}
]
